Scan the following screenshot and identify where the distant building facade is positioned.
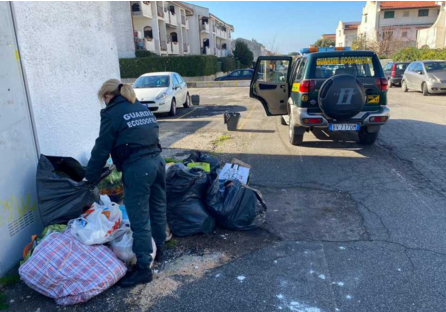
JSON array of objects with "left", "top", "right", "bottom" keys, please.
[
  {"left": 234, "top": 38, "right": 266, "bottom": 61},
  {"left": 417, "top": 1, "right": 446, "bottom": 48},
  {"left": 336, "top": 21, "right": 359, "bottom": 47}
]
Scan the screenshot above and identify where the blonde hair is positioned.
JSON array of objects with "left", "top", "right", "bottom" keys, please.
[{"left": 98, "top": 79, "right": 137, "bottom": 104}]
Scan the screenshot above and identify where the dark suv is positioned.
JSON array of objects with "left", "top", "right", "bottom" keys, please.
[
  {"left": 383, "top": 62, "right": 410, "bottom": 87},
  {"left": 249, "top": 49, "right": 390, "bottom": 145}
]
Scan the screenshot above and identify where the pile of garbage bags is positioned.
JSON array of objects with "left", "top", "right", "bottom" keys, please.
[
  {"left": 19, "top": 155, "right": 155, "bottom": 306},
  {"left": 166, "top": 152, "right": 267, "bottom": 237}
]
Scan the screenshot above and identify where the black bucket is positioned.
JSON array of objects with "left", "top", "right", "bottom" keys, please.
[
  {"left": 191, "top": 95, "right": 200, "bottom": 105},
  {"left": 224, "top": 112, "right": 240, "bottom": 131}
]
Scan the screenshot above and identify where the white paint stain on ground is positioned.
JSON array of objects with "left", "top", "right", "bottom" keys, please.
[
  {"left": 274, "top": 260, "right": 278, "bottom": 264},
  {"left": 309, "top": 270, "right": 315, "bottom": 274},
  {"left": 335, "top": 282, "right": 344, "bottom": 286},
  {"left": 397, "top": 268, "right": 402, "bottom": 272},
  {"left": 346, "top": 295, "right": 352, "bottom": 300},
  {"left": 277, "top": 294, "right": 284, "bottom": 299},
  {"left": 237, "top": 275, "right": 246, "bottom": 282},
  {"left": 318, "top": 274, "right": 326, "bottom": 280},
  {"left": 215, "top": 274, "right": 221, "bottom": 278},
  {"left": 288, "top": 301, "right": 322, "bottom": 312},
  {"left": 339, "top": 246, "right": 346, "bottom": 250}
]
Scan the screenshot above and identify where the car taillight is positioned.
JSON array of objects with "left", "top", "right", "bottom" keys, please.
[
  {"left": 369, "top": 116, "right": 388, "bottom": 123},
  {"left": 299, "top": 80, "right": 315, "bottom": 93},
  {"left": 376, "top": 78, "right": 388, "bottom": 91},
  {"left": 303, "top": 118, "right": 323, "bottom": 125},
  {"left": 391, "top": 64, "right": 396, "bottom": 77}
]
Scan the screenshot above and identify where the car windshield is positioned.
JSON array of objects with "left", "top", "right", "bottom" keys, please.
[
  {"left": 311, "top": 56, "right": 377, "bottom": 78},
  {"left": 424, "top": 62, "right": 446, "bottom": 73},
  {"left": 133, "top": 75, "right": 170, "bottom": 88}
]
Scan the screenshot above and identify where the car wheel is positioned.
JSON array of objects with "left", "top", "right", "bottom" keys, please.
[
  {"left": 289, "top": 121, "right": 304, "bottom": 145},
  {"left": 169, "top": 98, "right": 177, "bottom": 116},
  {"left": 422, "top": 83, "right": 429, "bottom": 96},
  {"left": 402, "top": 80, "right": 408, "bottom": 92},
  {"left": 358, "top": 127, "right": 379, "bottom": 145},
  {"left": 280, "top": 115, "right": 287, "bottom": 125},
  {"left": 183, "top": 93, "right": 191, "bottom": 108}
]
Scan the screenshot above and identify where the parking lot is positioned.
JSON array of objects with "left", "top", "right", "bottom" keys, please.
[{"left": 7, "top": 87, "right": 446, "bottom": 312}]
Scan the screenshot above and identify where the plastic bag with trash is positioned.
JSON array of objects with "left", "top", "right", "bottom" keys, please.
[
  {"left": 183, "top": 151, "right": 220, "bottom": 174},
  {"left": 166, "top": 164, "right": 215, "bottom": 236},
  {"left": 110, "top": 228, "right": 157, "bottom": 267},
  {"left": 70, "top": 195, "right": 123, "bottom": 245},
  {"left": 206, "top": 179, "right": 267, "bottom": 230},
  {"left": 36, "top": 155, "right": 112, "bottom": 226}
]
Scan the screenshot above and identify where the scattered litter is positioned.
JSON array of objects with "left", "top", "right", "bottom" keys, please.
[
  {"left": 219, "top": 159, "right": 251, "bottom": 185},
  {"left": 26, "top": 296, "right": 31, "bottom": 299},
  {"left": 339, "top": 246, "right": 346, "bottom": 250},
  {"left": 215, "top": 274, "right": 221, "bottom": 278},
  {"left": 309, "top": 270, "right": 315, "bottom": 274},
  {"left": 335, "top": 309, "right": 340, "bottom": 311},
  {"left": 9, "top": 300, "right": 14, "bottom": 303},
  {"left": 237, "top": 276, "right": 246, "bottom": 282},
  {"left": 318, "top": 274, "right": 326, "bottom": 280},
  {"left": 195, "top": 266, "right": 199, "bottom": 269},
  {"left": 336, "top": 282, "right": 344, "bottom": 286},
  {"left": 346, "top": 295, "right": 352, "bottom": 300},
  {"left": 154, "top": 270, "right": 159, "bottom": 274},
  {"left": 35, "top": 309, "right": 40, "bottom": 312},
  {"left": 278, "top": 307, "right": 283, "bottom": 310},
  {"left": 277, "top": 294, "right": 284, "bottom": 299},
  {"left": 397, "top": 268, "right": 402, "bottom": 272},
  {"left": 273, "top": 210, "right": 278, "bottom": 212},
  {"left": 288, "top": 301, "right": 322, "bottom": 312},
  {"left": 274, "top": 260, "right": 278, "bottom": 264}
]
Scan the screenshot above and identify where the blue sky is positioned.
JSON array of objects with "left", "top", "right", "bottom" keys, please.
[{"left": 187, "top": 1, "right": 366, "bottom": 53}]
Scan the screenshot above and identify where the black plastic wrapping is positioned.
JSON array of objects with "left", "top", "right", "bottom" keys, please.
[
  {"left": 183, "top": 151, "right": 220, "bottom": 174},
  {"left": 206, "top": 179, "right": 267, "bottom": 231},
  {"left": 166, "top": 164, "right": 215, "bottom": 236},
  {"left": 36, "top": 155, "right": 106, "bottom": 226}
]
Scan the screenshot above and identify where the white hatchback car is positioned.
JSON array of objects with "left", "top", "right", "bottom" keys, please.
[{"left": 133, "top": 72, "right": 191, "bottom": 116}]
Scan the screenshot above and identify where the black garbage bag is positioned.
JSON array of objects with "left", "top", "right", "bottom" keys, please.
[
  {"left": 37, "top": 155, "right": 105, "bottom": 227},
  {"left": 206, "top": 179, "right": 267, "bottom": 231},
  {"left": 183, "top": 151, "right": 220, "bottom": 174},
  {"left": 166, "top": 164, "right": 215, "bottom": 236}
]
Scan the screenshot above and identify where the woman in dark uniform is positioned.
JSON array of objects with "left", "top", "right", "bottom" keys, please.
[{"left": 85, "top": 79, "right": 166, "bottom": 287}]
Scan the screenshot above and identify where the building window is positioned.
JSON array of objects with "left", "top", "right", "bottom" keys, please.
[
  {"left": 338, "top": 30, "right": 341, "bottom": 36},
  {"left": 384, "top": 11, "right": 395, "bottom": 19},
  {"left": 142, "top": 1, "right": 149, "bottom": 5},
  {"left": 403, "top": 11, "right": 410, "bottom": 17},
  {"left": 383, "top": 30, "right": 393, "bottom": 40},
  {"left": 170, "top": 32, "right": 178, "bottom": 43},
  {"left": 418, "top": 9, "right": 429, "bottom": 17},
  {"left": 144, "top": 26, "right": 153, "bottom": 39},
  {"left": 132, "top": 2, "right": 140, "bottom": 12}
]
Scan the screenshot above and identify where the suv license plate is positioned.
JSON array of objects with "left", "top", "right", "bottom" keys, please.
[{"left": 329, "top": 124, "right": 360, "bottom": 131}]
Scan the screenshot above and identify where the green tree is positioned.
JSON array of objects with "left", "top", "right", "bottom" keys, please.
[
  {"left": 233, "top": 40, "right": 254, "bottom": 68},
  {"left": 313, "top": 38, "right": 335, "bottom": 48}
]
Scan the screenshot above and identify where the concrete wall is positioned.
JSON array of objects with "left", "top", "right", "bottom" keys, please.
[
  {"left": 111, "top": 1, "right": 135, "bottom": 58},
  {"left": 12, "top": 1, "right": 121, "bottom": 164},
  {"left": 417, "top": 5, "right": 446, "bottom": 48}
]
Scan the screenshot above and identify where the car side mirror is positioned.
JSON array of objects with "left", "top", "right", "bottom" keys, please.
[{"left": 417, "top": 70, "right": 423, "bottom": 75}]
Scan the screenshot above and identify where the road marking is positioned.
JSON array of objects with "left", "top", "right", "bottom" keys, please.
[
  {"left": 238, "top": 104, "right": 256, "bottom": 130},
  {"left": 176, "top": 108, "right": 197, "bottom": 119}
]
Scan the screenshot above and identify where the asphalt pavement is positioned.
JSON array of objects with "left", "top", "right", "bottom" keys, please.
[
  {"left": 153, "top": 87, "right": 446, "bottom": 312},
  {"left": 6, "top": 87, "right": 446, "bottom": 312}
]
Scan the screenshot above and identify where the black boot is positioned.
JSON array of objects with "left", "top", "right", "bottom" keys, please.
[
  {"left": 155, "top": 246, "right": 166, "bottom": 263},
  {"left": 119, "top": 267, "right": 153, "bottom": 288}
]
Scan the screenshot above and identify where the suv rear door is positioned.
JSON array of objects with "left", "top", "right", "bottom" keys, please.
[{"left": 250, "top": 56, "right": 293, "bottom": 116}]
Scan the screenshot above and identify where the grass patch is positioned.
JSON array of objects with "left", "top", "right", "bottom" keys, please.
[
  {"left": 213, "top": 135, "right": 231, "bottom": 146},
  {"left": 164, "top": 157, "right": 181, "bottom": 164},
  {"left": 165, "top": 239, "right": 179, "bottom": 249},
  {"left": 0, "top": 293, "right": 8, "bottom": 310},
  {"left": 0, "top": 275, "right": 19, "bottom": 287}
]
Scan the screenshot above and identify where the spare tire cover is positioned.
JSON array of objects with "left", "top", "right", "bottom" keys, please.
[{"left": 318, "top": 74, "right": 366, "bottom": 121}]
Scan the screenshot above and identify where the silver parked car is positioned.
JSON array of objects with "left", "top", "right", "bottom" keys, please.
[{"left": 402, "top": 61, "right": 446, "bottom": 96}]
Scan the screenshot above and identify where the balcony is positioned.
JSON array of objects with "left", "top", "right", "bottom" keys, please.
[
  {"left": 156, "top": 4, "right": 164, "bottom": 19},
  {"left": 186, "top": 18, "right": 189, "bottom": 29},
  {"left": 168, "top": 42, "right": 180, "bottom": 55},
  {"left": 181, "top": 15, "right": 186, "bottom": 26},
  {"left": 183, "top": 43, "right": 190, "bottom": 54},
  {"left": 201, "top": 22, "right": 210, "bottom": 33},
  {"left": 216, "top": 29, "right": 227, "bottom": 39},
  {"left": 144, "top": 38, "right": 156, "bottom": 53},
  {"left": 167, "top": 11, "right": 177, "bottom": 27},
  {"left": 131, "top": 1, "right": 152, "bottom": 19},
  {"left": 202, "top": 46, "right": 211, "bottom": 55}
]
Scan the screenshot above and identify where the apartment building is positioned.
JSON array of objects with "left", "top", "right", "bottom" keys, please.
[
  {"left": 336, "top": 21, "right": 359, "bottom": 47},
  {"left": 357, "top": 1, "right": 442, "bottom": 45},
  {"left": 186, "top": 3, "right": 234, "bottom": 57},
  {"left": 130, "top": 1, "right": 234, "bottom": 57}
]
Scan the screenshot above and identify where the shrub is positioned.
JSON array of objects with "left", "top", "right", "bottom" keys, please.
[
  {"left": 218, "top": 57, "right": 236, "bottom": 72},
  {"left": 135, "top": 50, "right": 154, "bottom": 58},
  {"left": 233, "top": 40, "right": 254, "bottom": 68},
  {"left": 120, "top": 55, "right": 218, "bottom": 78},
  {"left": 392, "top": 47, "right": 446, "bottom": 62}
]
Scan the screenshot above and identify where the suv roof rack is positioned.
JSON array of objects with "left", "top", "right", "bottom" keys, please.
[{"left": 300, "top": 47, "right": 351, "bottom": 54}]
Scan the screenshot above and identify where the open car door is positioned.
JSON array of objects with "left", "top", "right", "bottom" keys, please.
[{"left": 250, "top": 56, "right": 293, "bottom": 116}]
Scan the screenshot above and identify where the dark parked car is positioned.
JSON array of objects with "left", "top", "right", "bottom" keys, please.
[
  {"left": 383, "top": 62, "right": 410, "bottom": 87},
  {"left": 215, "top": 69, "right": 257, "bottom": 81}
]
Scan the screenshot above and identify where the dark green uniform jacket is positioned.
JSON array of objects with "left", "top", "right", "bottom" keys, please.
[{"left": 85, "top": 95, "right": 160, "bottom": 182}]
